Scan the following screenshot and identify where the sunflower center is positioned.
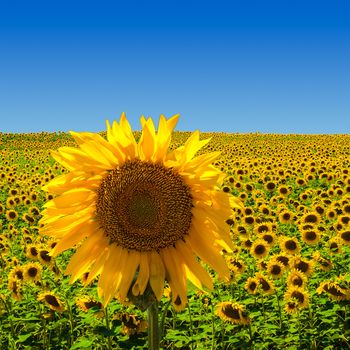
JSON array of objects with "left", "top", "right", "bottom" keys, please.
[
  {"left": 96, "top": 159, "right": 193, "bottom": 251},
  {"left": 126, "top": 190, "right": 159, "bottom": 229}
]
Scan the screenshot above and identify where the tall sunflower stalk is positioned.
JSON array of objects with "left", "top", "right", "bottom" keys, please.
[{"left": 39, "top": 113, "right": 242, "bottom": 349}]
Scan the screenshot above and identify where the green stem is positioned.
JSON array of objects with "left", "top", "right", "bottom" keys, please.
[
  {"left": 248, "top": 323, "right": 253, "bottom": 350},
  {"left": 159, "top": 300, "right": 171, "bottom": 343},
  {"left": 104, "top": 306, "right": 113, "bottom": 350},
  {"left": 0, "top": 295, "right": 15, "bottom": 338},
  {"left": 148, "top": 300, "right": 160, "bottom": 350},
  {"left": 275, "top": 290, "right": 283, "bottom": 330},
  {"left": 211, "top": 303, "right": 216, "bottom": 350},
  {"left": 187, "top": 300, "right": 194, "bottom": 350}
]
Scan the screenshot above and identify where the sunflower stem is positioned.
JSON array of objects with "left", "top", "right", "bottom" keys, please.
[
  {"left": 147, "top": 300, "right": 160, "bottom": 350},
  {"left": 159, "top": 299, "right": 171, "bottom": 344},
  {"left": 187, "top": 300, "right": 194, "bottom": 350},
  {"left": 275, "top": 290, "right": 283, "bottom": 330},
  {"left": 104, "top": 306, "right": 113, "bottom": 350}
]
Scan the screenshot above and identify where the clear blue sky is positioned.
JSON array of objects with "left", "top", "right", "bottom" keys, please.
[{"left": 0, "top": 0, "right": 349, "bottom": 134}]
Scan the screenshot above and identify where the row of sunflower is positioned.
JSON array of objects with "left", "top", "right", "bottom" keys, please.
[{"left": 0, "top": 121, "right": 350, "bottom": 349}]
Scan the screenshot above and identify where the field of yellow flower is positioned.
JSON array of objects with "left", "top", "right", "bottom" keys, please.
[{"left": 0, "top": 130, "right": 350, "bottom": 349}]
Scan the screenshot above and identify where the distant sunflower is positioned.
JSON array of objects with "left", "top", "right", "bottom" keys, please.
[
  {"left": 23, "top": 262, "right": 42, "bottom": 282},
  {"left": 256, "top": 273, "right": 275, "bottom": 295},
  {"left": 279, "top": 236, "right": 301, "bottom": 255},
  {"left": 300, "top": 212, "right": 321, "bottom": 225},
  {"left": 273, "top": 253, "right": 290, "bottom": 268},
  {"left": 287, "top": 269, "right": 308, "bottom": 289},
  {"left": 254, "top": 222, "right": 273, "bottom": 235},
  {"left": 339, "top": 229, "right": 350, "bottom": 245},
  {"left": 250, "top": 239, "right": 270, "bottom": 260},
  {"left": 259, "top": 232, "right": 276, "bottom": 247},
  {"left": 216, "top": 301, "right": 250, "bottom": 325},
  {"left": 278, "top": 210, "right": 295, "bottom": 224},
  {"left": 284, "top": 300, "right": 298, "bottom": 314},
  {"left": 115, "top": 312, "right": 148, "bottom": 336},
  {"left": 316, "top": 281, "right": 349, "bottom": 301},
  {"left": 9, "top": 266, "right": 25, "bottom": 282},
  {"left": 38, "top": 249, "right": 53, "bottom": 266},
  {"left": 266, "top": 259, "right": 285, "bottom": 279},
  {"left": 38, "top": 292, "right": 65, "bottom": 312},
  {"left": 312, "top": 252, "right": 333, "bottom": 272},
  {"left": 39, "top": 113, "right": 242, "bottom": 309},
  {"left": 6, "top": 210, "right": 18, "bottom": 221},
  {"left": 244, "top": 277, "right": 259, "bottom": 295},
  {"left": 291, "top": 256, "right": 314, "bottom": 277},
  {"left": 76, "top": 295, "right": 103, "bottom": 315},
  {"left": 25, "top": 244, "right": 39, "bottom": 260},
  {"left": 300, "top": 228, "right": 321, "bottom": 245},
  {"left": 8, "top": 277, "right": 22, "bottom": 301},
  {"left": 284, "top": 286, "right": 309, "bottom": 310}
]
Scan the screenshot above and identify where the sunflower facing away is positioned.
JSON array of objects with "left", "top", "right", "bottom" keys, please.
[{"left": 39, "top": 113, "right": 242, "bottom": 310}]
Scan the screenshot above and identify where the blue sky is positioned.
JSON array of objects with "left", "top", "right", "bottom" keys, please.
[{"left": 0, "top": 0, "right": 349, "bottom": 134}]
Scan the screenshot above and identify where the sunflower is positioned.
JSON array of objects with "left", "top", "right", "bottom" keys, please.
[
  {"left": 114, "top": 312, "right": 148, "bottom": 336},
  {"left": 266, "top": 259, "right": 285, "bottom": 279},
  {"left": 6, "top": 210, "right": 18, "bottom": 221},
  {"left": 76, "top": 295, "right": 103, "bottom": 316},
  {"left": 256, "top": 273, "right": 275, "bottom": 295},
  {"left": 339, "top": 229, "right": 350, "bottom": 245},
  {"left": 312, "top": 252, "right": 333, "bottom": 272},
  {"left": 22, "top": 213, "right": 36, "bottom": 225},
  {"left": 38, "top": 249, "right": 53, "bottom": 266},
  {"left": 250, "top": 239, "right": 270, "bottom": 260},
  {"left": 300, "top": 227, "right": 321, "bottom": 245},
  {"left": 254, "top": 222, "right": 273, "bottom": 235},
  {"left": 316, "top": 281, "right": 349, "bottom": 301},
  {"left": 225, "top": 256, "right": 246, "bottom": 275},
  {"left": 39, "top": 113, "right": 242, "bottom": 310},
  {"left": 291, "top": 256, "right": 314, "bottom": 277},
  {"left": 259, "top": 232, "right": 276, "bottom": 247},
  {"left": 284, "top": 287, "right": 309, "bottom": 311},
  {"left": 38, "top": 292, "right": 65, "bottom": 312},
  {"left": 9, "top": 266, "right": 25, "bottom": 282},
  {"left": 284, "top": 300, "right": 299, "bottom": 314},
  {"left": 328, "top": 237, "right": 342, "bottom": 254},
  {"left": 278, "top": 210, "right": 295, "bottom": 224},
  {"left": 273, "top": 253, "right": 290, "bottom": 268},
  {"left": 300, "top": 212, "right": 321, "bottom": 225},
  {"left": 216, "top": 301, "right": 250, "bottom": 325},
  {"left": 23, "top": 262, "right": 42, "bottom": 282},
  {"left": 25, "top": 244, "right": 40, "bottom": 260},
  {"left": 287, "top": 269, "right": 308, "bottom": 289},
  {"left": 279, "top": 236, "right": 301, "bottom": 255},
  {"left": 244, "top": 277, "right": 259, "bottom": 295},
  {"left": 8, "top": 277, "right": 22, "bottom": 301}
]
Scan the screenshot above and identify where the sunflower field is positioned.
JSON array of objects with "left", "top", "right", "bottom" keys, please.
[{"left": 0, "top": 129, "right": 350, "bottom": 350}]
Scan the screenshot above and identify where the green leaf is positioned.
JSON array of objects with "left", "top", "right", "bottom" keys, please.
[
  {"left": 70, "top": 338, "right": 93, "bottom": 349},
  {"left": 17, "top": 334, "right": 32, "bottom": 342}
]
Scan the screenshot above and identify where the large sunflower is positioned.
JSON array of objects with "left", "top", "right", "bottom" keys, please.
[{"left": 40, "top": 113, "right": 241, "bottom": 310}]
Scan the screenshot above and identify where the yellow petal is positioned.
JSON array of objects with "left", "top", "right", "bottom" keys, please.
[
  {"left": 138, "top": 118, "right": 156, "bottom": 161},
  {"left": 149, "top": 251, "right": 165, "bottom": 300},
  {"left": 132, "top": 252, "right": 150, "bottom": 296},
  {"left": 85, "top": 248, "right": 109, "bottom": 284},
  {"left": 188, "top": 223, "right": 230, "bottom": 281},
  {"left": 118, "top": 250, "right": 140, "bottom": 300},
  {"left": 160, "top": 247, "right": 187, "bottom": 305},
  {"left": 65, "top": 229, "right": 108, "bottom": 283},
  {"left": 176, "top": 240, "right": 213, "bottom": 290},
  {"left": 50, "top": 219, "right": 99, "bottom": 256},
  {"left": 98, "top": 245, "right": 125, "bottom": 305},
  {"left": 43, "top": 188, "right": 95, "bottom": 209},
  {"left": 154, "top": 114, "right": 179, "bottom": 162}
]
